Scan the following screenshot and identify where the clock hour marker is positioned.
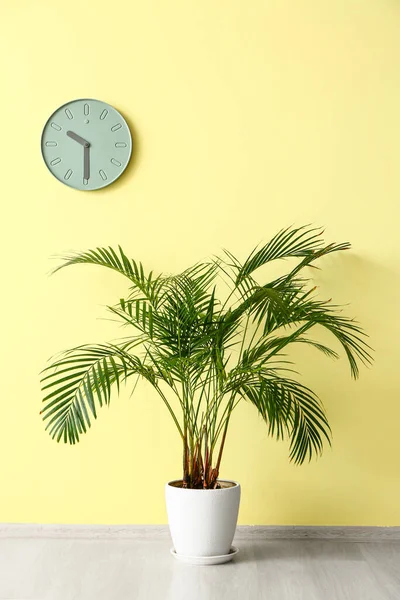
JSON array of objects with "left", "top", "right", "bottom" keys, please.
[
  {"left": 115, "top": 142, "right": 127, "bottom": 148},
  {"left": 83, "top": 178, "right": 89, "bottom": 185},
  {"left": 65, "top": 109, "right": 73, "bottom": 120},
  {"left": 100, "top": 109, "right": 108, "bottom": 120},
  {"left": 111, "top": 123, "right": 122, "bottom": 132},
  {"left": 50, "top": 157, "right": 62, "bottom": 166},
  {"left": 64, "top": 169, "right": 73, "bottom": 180},
  {"left": 99, "top": 170, "right": 107, "bottom": 181},
  {"left": 84, "top": 103, "right": 90, "bottom": 116},
  {"left": 45, "top": 141, "right": 58, "bottom": 147},
  {"left": 51, "top": 122, "right": 62, "bottom": 131},
  {"left": 110, "top": 158, "right": 121, "bottom": 167}
]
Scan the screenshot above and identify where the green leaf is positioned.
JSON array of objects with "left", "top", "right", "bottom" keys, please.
[
  {"left": 40, "top": 344, "right": 134, "bottom": 443},
  {"left": 241, "top": 375, "right": 331, "bottom": 464}
]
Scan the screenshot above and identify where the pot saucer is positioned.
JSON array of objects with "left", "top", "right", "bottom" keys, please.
[{"left": 170, "top": 546, "right": 239, "bottom": 565}]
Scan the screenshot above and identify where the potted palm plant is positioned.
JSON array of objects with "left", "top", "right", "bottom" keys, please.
[{"left": 41, "top": 226, "right": 371, "bottom": 564}]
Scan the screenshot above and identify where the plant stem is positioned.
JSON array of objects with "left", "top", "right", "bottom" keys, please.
[{"left": 154, "top": 384, "right": 184, "bottom": 440}]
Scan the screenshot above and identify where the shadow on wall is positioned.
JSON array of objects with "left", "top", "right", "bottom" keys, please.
[
  {"left": 95, "top": 111, "right": 141, "bottom": 195},
  {"left": 322, "top": 253, "right": 400, "bottom": 522},
  {"left": 315, "top": 251, "right": 400, "bottom": 376},
  {"left": 233, "top": 252, "right": 400, "bottom": 525},
  {"left": 311, "top": 253, "right": 399, "bottom": 523}
]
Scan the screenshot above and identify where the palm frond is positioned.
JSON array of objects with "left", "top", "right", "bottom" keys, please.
[
  {"left": 268, "top": 297, "right": 372, "bottom": 378},
  {"left": 40, "top": 344, "right": 149, "bottom": 443},
  {"left": 108, "top": 298, "right": 154, "bottom": 338},
  {"left": 242, "top": 277, "right": 372, "bottom": 378},
  {"left": 53, "top": 246, "right": 164, "bottom": 307},
  {"left": 241, "top": 375, "right": 331, "bottom": 464},
  {"left": 237, "top": 225, "right": 350, "bottom": 284}
]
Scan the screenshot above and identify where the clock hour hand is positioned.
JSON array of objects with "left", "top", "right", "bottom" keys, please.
[
  {"left": 67, "top": 130, "right": 90, "bottom": 147},
  {"left": 83, "top": 145, "right": 90, "bottom": 184}
]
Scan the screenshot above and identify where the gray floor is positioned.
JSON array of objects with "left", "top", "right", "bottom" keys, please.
[{"left": 0, "top": 536, "right": 399, "bottom": 600}]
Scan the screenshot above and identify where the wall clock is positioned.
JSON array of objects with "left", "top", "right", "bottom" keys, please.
[{"left": 41, "top": 99, "right": 132, "bottom": 191}]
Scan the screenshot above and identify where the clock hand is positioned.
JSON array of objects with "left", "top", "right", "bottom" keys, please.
[
  {"left": 66, "top": 130, "right": 90, "bottom": 184},
  {"left": 83, "top": 145, "right": 90, "bottom": 183},
  {"left": 67, "top": 130, "right": 90, "bottom": 147}
]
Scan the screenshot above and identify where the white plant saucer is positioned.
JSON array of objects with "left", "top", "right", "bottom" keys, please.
[{"left": 170, "top": 546, "right": 239, "bottom": 565}]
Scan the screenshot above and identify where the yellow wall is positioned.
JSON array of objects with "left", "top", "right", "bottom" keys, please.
[{"left": 1, "top": 0, "right": 399, "bottom": 525}]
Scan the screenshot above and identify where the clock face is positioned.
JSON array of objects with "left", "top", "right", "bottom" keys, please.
[{"left": 41, "top": 99, "right": 132, "bottom": 191}]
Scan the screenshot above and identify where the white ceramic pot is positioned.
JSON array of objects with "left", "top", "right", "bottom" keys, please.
[{"left": 165, "top": 479, "right": 241, "bottom": 559}]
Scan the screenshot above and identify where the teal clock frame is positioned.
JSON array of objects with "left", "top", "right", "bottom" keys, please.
[{"left": 41, "top": 98, "right": 132, "bottom": 191}]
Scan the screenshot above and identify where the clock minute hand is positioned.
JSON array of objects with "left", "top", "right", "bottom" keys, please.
[
  {"left": 83, "top": 145, "right": 90, "bottom": 183},
  {"left": 67, "top": 131, "right": 91, "bottom": 184},
  {"left": 67, "top": 130, "right": 90, "bottom": 147}
]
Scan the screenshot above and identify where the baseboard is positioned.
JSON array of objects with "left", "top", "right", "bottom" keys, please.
[
  {"left": 0, "top": 524, "right": 399, "bottom": 541},
  {"left": 234, "top": 526, "right": 400, "bottom": 541}
]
